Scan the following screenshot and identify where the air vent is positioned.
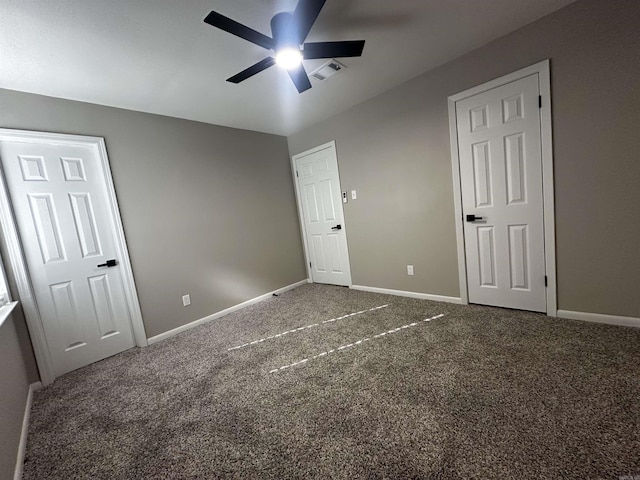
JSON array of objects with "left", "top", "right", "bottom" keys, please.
[{"left": 310, "top": 60, "right": 346, "bottom": 81}]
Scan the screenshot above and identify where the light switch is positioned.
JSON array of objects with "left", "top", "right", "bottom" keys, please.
[{"left": 351, "top": 190, "right": 357, "bottom": 200}]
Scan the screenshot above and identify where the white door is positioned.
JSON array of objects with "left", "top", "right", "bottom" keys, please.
[
  {"left": 294, "top": 143, "right": 352, "bottom": 286},
  {"left": 0, "top": 138, "right": 136, "bottom": 376},
  {"left": 456, "top": 73, "right": 546, "bottom": 312}
]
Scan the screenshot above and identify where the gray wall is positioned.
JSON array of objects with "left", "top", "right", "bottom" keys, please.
[
  {"left": 288, "top": 0, "right": 640, "bottom": 318},
  {"left": 0, "top": 91, "right": 307, "bottom": 338},
  {"left": 0, "top": 308, "right": 37, "bottom": 479}
]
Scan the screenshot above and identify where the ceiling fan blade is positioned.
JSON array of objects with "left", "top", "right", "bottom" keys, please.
[
  {"left": 287, "top": 65, "right": 312, "bottom": 93},
  {"left": 227, "top": 57, "right": 276, "bottom": 84},
  {"left": 303, "top": 40, "right": 365, "bottom": 59},
  {"left": 204, "top": 11, "right": 274, "bottom": 50},
  {"left": 290, "top": 0, "right": 326, "bottom": 44}
]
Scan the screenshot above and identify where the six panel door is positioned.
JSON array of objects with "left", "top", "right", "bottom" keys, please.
[
  {"left": 295, "top": 145, "right": 352, "bottom": 286},
  {"left": 0, "top": 139, "right": 136, "bottom": 376},
  {"left": 456, "top": 74, "right": 546, "bottom": 312}
]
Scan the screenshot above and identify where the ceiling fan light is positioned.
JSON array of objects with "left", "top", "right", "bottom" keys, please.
[{"left": 275, "top": 48, "right": 303, "bottom": 70}]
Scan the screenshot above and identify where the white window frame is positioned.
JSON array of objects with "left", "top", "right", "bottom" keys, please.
[
  {"left": 0, "top": 253, "right": 19, "bottom": 328},
  {"left": 0, "top": 255, "right": 9, "bottom": 306}
]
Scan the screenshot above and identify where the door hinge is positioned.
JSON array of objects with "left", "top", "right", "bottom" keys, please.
[
  {"left": 309, "top": 261, "right": 312, "bottom": 268},
  {"left": 296, "top": 170, "right": 299, "bottom": 177},
  {"left": 539, "top": 95, "right": 542, "bottom": 108},
  {"left": 544, "top": 275, "right": 548, "bottom": 287}
]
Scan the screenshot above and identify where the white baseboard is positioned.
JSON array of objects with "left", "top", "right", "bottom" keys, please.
[
  {"left": 14, "top": 381, "right": 42, "bottom": 480},
  {"left": 350, "top": 285, "right": 462, "bottom": 304},
  {"left": 557, "top": 310, "right": 640, "bottom": 329},
  {"left": 147, "top": 280, "right": 308, "bottom": 345}
]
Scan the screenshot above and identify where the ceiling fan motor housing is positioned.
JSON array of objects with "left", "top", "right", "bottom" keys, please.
[{"left": 270, "top": 12, "right": 299, "bottom": 50}]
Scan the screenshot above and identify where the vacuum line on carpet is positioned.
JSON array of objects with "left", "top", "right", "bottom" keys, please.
[
  {"left": 227, "top": 304, "right": 390, "bottom": 351},
  {"left": 269, "top": 313, "right": 445, "bottom": 373}
]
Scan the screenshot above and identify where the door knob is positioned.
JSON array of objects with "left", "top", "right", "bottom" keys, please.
[
  {"left": 97, "top": 259, "right": 118, "bottom": 268},
  {"left": 466, "top": 214, "right": 485, "bottom": 222},
  {"left": 331, "top": 224, "right": 342, "bottom": 230}
]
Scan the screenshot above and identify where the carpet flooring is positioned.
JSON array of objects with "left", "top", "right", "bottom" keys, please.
[{"left": 23, "top": 284, "right": 640, "bottom": 479}]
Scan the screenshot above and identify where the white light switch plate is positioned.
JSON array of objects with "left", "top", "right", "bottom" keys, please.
[
  {"left": 407, "top": 265, "right": 414, "bottom": 276},
  {"left": 182, "top": 294, "right": 191, "bottom": 306},
  {"left": 351, "top": 190, "right": 357, "bottom": 200}
]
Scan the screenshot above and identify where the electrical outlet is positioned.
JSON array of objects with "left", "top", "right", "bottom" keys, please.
[
  {"left": 407, "top": 265, "right": 414, "bottom": 276},
  {"left": 182, "top": 294, "right": 191, "bottom": 306}
]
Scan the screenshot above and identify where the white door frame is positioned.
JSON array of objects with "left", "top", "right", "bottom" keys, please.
[
  {"left": 447, "top": 60, "right": 557, "bottom": 316},
  {"left": 0, "top": 128, "right": 147, "bottom": 385},
  {"left": 290, "top": 140, "right": 352, "bottom": 285}
]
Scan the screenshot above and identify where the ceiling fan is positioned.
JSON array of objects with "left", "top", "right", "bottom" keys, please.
[{"left": 204, "top": 0, "right": 365, "bottom": 93}]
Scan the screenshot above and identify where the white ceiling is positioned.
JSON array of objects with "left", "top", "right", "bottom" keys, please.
[{"left": 0, "top": 0, "right": 575, "bottom": 136}]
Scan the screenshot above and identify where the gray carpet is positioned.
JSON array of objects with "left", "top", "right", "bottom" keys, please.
[{"left": 23, "top": 284, "right": 640, "bottom": 479}]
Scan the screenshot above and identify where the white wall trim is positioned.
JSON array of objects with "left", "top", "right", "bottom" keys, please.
[
  {"left": 350, "top": 285, "right": 462, "bottom": 304},
  {"left": 147, "top": 280, "right": 308, "bottom": 345},
  {"left": 14, "top": 381, "right": 42, "bottom": 480},
  {"left": 289, "top": 146, "right": 316, "bottom": 283},
  {"left": 447, "top": 60, "right": 557, "bottom": 317},
  {"left": 0, "top": 128, "right": 148, "bottom": 386},
  {"left": 448, "top": 101, "right": 468, "bottom": 306},
  {"left": 557, "top": 310, "right": 640, "bottom": 329},
  {"left": 0, "top": 140, "right": 55, "bottom": 385},
  {"left": 538, "top": 61, "right": 557, "bottom": 317},
  {"left": 95, "top": 138, "right": 148, "bottom": 348}
]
